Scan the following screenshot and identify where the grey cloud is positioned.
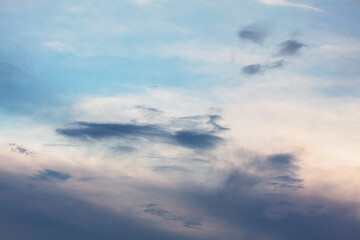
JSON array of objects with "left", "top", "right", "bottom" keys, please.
[
  {"left": 268, "top": 59, "right": 286, "bottom": 68},
  {"left": 238, "top": 24, "right": 268, "bottom": 44},
  {"left": 224, "top": 170, "right": 261, "bottom": 190},
  {"left": 274, "top": 175, "right": 303, "bottom": 183},
  {"left": 208, "top": 115, "right": 229, "bottom": 132},
  {"left": 143, "top": 203, "right": 202, "bottom": 229},
  {"left": 177, "top": 114, "right": 228, "bottom": 133},
  {"left": 277, "top": 200, "right": 295, "bottom": 207},
  {"left": 135, "top": 105, "right": 162, "bottom": 113},
  {"left": 224, "top": 153, "right": 302, "bottom": 192},
  {"left": 30, "top": 169, "right": 72, "bottom": 182},
  {"left": 174, "top": 130, "right": 222, "bottom": 149},
  {"left": 77, "top": 177, "right": 96, "bottom": 182},
  {"left": 56, "top": 122, "right": 169, "bottom": 140},
  {"left": 111, "top": 146, "right": 136, "bottom": 153},
  {"left": 0, "top": 172, "right": 202, "bottom": 240},
  {"left": 242, "top": 60, "right": 286, "bottom": 75},
  {"left": 152, "top": 166, "right": 191, "bottom": 173},
  {"left": 9, "top": 143, "right": 33, "bottom": 156},
  {"left": 182, "top": 153, "right": 360, "bottom": 240},
  {"left": 277, "top": 40, "right": 306, "bottom": 56},
  {"left": 56, "top": 121, "right": 224, "bottom": 150},
  {"left": 266, "top": 153, "right": 298, "bottom": 171},
  {"left": 242, "top": 64, "right": 263, "bottom": 75}
]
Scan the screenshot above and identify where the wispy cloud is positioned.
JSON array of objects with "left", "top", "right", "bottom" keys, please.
[
  {"left": 30, "top": 169, "right": 72, "bottom": 182},
  {"left": 143, "top": 203, "right": 202, "bottom": 228},
  {"left": 258, "top": 0, "right": 323, "bottom": 12}
]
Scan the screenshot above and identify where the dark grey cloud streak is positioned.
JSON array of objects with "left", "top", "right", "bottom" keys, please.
[
  {"left": 56, "top": 120, "right": 224, "bottom": 150},
  {"left": 29, "top": 169, "right": 72, "bottom": 182},
  {"left": 242, "top": 60, "right": 285, "bottom": 75}
]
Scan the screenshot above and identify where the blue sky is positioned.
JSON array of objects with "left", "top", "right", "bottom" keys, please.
[{"left": 1, "top": 0, "right": 360, "bottom": 239}]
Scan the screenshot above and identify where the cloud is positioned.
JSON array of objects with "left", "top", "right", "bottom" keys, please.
[
  {"left": 207, "top": 115, "right": 229, "bottom": 132},
  {"left": 242, "top": 60, "right": 285, "bottom": 75},
  {"left": 56, "top": 119, "right": 225, "bottom": 150},
  {"left": 29, "top": 169, "right": 72, "bottom": 182},
  {"left": 132, "top": 0, "right": 152, "bottom": 5},
  {"left": 9, "top": 143, "right": 33, "bottom": 156},
  {"left": 0, "top": 55, "right": 56, "bottom": 114},
  {"left": 268, "top": 59, "right": 286, "bottom": 68},
  {"left": 277, "top": 40, "right": 306, "bottom": 56},
  {"left": 111, "top": 146, "right": 136, "bottom": 153},
  {"left": 44, "top": 42, "right": 76, "bottom": 53},
  {"left": 152, "top": 166, "right": 191, "bottom": 173},
  {"left": 56, "top": 122, "right": 169, "bottom": 141},
  {"left": 143, "top": 203, "right": 202, "bottom": 229},
  {"left": 188, "top": 186, "right": 360, "bottom": 239},
  {"left": 174, "top": 131, "right": 222, "bottom": 149},
  {"left": 266, "top": 153, "right": 298, "bottom": 170},
  {"left": 0, "top": 172, "right": 200, "bottom": 240},
  {"left": 180, "top": 151, "right": 360, "bottom": 239},
  {"left": 242, "top": 64, "right": 263, "bottom": 75},
  {"left": 258, "top": 0, "right": 323, "bottom": 12},
  {"left": 238, "top": 24, "right": 268, "bottom": 44},
  {"left": 135, "top": 105, "right": 162, "bottom": 113}
]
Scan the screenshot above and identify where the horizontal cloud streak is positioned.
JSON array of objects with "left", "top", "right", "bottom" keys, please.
[
  {"left": 242, "top": 60, "right": 285, "bottom": 75},
  {"left": 30, "top": 169, "right": 72, "bottom": 182},
  {"left": 56, "top": 121, "right": 224, "bottom": 150},
  {"left": 258, "top": 0, "right": 323, "bottom": 12}
]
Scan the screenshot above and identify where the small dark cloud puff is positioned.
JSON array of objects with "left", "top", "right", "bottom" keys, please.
[
  {"left": 9, "top": 143, "right": 33, "bottom": 156},
  {"left": 30, "top": 169, "right": 72, "bottom": 182},
  {"left": 238, "top": 24, "right": 268, "bottom": 44},
  {"left": 242, "top": 64, "right": 263, "bottom": 75},
  {"left": 277, "top": 40, "right": 306, "bottom": 56}
]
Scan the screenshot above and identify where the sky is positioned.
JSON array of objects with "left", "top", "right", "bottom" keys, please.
[{"left": 1, "top": 0, "right": 360, "bottom": 239}]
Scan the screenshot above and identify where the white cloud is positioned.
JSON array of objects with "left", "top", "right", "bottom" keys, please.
[
  {"left": 133, "top": 0, "right": 151, "bottom": 5},
  {"left": 258, "top": 0, "right": 323, "bottom": 12},
  {"left": 44, "top": 41, "right": 76, "bottom": 53}
]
